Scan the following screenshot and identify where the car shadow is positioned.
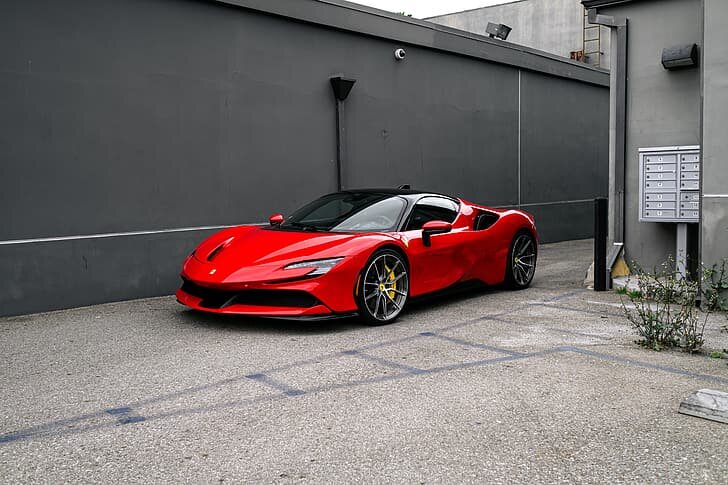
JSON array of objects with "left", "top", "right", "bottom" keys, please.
[
  {"left": 406, "top": 281, "right": 503, "bottom": 313},
  {"left": 175, "top": 309, "right": 362, "bottom": 335},
  {"left": 175, "top": 281, "right": 506, "bottom": 334}
]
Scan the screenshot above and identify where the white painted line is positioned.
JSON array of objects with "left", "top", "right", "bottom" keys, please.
[
  {"left": 0, "top": 224, "right": 259, "bottom": 246},
  {"left": 499, "top": 199, "right": 596, "bottom": 209},
  {"left": 585, "top": 300, "right": 624, "bottom": 309}
]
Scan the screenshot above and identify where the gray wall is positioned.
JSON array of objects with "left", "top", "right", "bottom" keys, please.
[
  {"left": 701, "top": 0, "right": 728, "bottom": 271},
  {"left": 600, "top": 0, "right": 702, "bottom": 269},
  {"left": 0, "top": 0, "right": 609, "bottom": 317}
]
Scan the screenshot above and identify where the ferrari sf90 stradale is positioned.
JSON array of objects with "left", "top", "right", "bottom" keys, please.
[{"left": 177, "top": 188, "right": 537, "bottom": 324}]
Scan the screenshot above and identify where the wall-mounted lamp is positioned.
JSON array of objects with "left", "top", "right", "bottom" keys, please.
[
  {"left": 330, "top": 76, "right": 356, "bottom": 101},
  {"left": 661, "top": 44, "right": 699, "bottom": 70},
  {"left": 486, "top": 22, "right": 512, "bottom": 41}
]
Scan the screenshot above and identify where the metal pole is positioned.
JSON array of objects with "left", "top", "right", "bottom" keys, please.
[
  {"left": 594, "top": 197, "right": 608, "bottom": 291},
  {"left": 676, "top": 223, "right": 688, "bottom": 280},
  {"left": 614, "top": 22, "right": 628, "bottom": 244},
  {"left": 587, "top": 9, "right": 627, "bottom": 245}
]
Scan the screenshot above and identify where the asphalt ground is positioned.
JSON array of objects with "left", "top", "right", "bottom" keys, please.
[{"left": 1, "top": 239, "right": 727, "bottom": 483}]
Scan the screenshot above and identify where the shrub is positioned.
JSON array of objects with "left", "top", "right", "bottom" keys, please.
[
  {"left": 616, "top": 258, "right": 708, "bottom": 353},
  {"left": 702, "top": 259, "right": 728, "bottom": 312}
]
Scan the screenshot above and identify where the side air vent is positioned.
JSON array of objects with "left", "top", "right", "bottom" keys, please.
[
  {"left": 207, "top": 237, "right": 234, "bottom": 261},
  {"left": 474, "top": 211, "right": 499, "bottom": 231},
  {"left": 207, "top": 244, "right": 225, "bottom": 261}
]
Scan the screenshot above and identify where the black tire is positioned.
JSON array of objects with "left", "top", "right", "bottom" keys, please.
[
  {"left": 504, "top": 230, "right": 537, "bottom": 290},
  {"left": 356, "top": 249, "right": 409, "bottom": 325}
]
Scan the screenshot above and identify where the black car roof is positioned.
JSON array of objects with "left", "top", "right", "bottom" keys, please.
[{"left": 337, "top": 187, "right": 454, "bottom": 198}]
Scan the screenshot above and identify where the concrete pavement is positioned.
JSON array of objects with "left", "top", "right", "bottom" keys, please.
[{"left": 1, "top": 239, "right": 727, "bottom": 483}]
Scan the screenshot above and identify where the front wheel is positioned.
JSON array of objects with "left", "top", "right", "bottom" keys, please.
[
  {"left": 504, "top": 231, "right": 537, "bottom": 289},
  {"left": 356, "top": 249, "right": 409, "bottom": 325}
]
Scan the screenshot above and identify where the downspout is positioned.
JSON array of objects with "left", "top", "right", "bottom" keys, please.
[
  {"left": 587, "top": 8, "right": 627, "bottom": 245},
  {"left": 329, "top": 76, "right": 356, "bottom": 191}
]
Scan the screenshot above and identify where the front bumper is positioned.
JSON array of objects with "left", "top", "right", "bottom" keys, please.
[
  {"left": 176, "top": 278, "right": 338, "bottom": 317},
  {"left": 177, "top": 249, "right": 366, "bottom": 316}
]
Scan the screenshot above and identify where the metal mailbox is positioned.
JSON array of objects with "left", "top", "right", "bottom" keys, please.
[{"left": 639, "top": 146, "right": 700, "bottom": 223}]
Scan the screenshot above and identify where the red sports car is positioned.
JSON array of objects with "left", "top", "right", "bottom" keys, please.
[{"left": 176, "top": 188, "right": 537, "bottom": 324}]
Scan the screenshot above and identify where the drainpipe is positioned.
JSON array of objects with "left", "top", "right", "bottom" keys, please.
[
  {"left": 329, "top": 76, "right": 356, "bottom": 191},
  {"left": 587, "top": 8, "right": 627, "bottom": 245}
]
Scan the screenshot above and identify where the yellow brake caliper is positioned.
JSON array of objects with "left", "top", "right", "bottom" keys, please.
[{"left": 385, "top": 264, "right": 397, "bottom": 299}]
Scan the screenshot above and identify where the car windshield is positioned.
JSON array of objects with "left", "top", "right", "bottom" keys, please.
[{"left": 279, "top": 192, "right": 407, "bottom": 233}]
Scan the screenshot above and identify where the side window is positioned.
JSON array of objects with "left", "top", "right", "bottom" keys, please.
[{"left": 405, "top": 197, "right": 459, "bottom": 231}]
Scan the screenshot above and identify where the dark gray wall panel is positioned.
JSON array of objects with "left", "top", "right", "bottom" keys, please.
[
  {"left": 520, "top": 70, "right": 610, "bottom": 205},
  {"left": 0, "top": 230, "right": 215, "bottom": 317},
  {"left": 346, "top": 48, "right": 519, "bottom": 205},
  {"left": 0, "top": 0, "right": 608, "bottom": 316},
  {"left": 0, "top": 0, "right": 337, "bottom": 240},
  {"left": 525, "top": 201, "right": 596, "bottom": 243}
]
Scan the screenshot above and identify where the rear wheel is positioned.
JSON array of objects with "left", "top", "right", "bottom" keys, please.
[
  {"left": 356, "top": 249, "right": 409, "bottom": 325},
  {"left": 505, "top": 231, "right": 537, "bottom": 289}
]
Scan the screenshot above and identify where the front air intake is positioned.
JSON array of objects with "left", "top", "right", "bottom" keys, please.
[{"left": 181, "top": 280, "right": 321, "bottom": 309}]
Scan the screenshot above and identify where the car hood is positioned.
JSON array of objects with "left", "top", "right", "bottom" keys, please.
[{"left": 194, "top": 225, "right": 364, "bottom": 267}]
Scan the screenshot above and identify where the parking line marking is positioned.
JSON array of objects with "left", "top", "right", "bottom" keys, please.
[
  {"left": 343, "top": 349, "right": 427, "bottom": 375},
  {"left": 457, "top": 314, "right": 614, "bottom": 342},
  {"left": 117, "top": 416, "right": 146, "bottom": 425},
  {"left": 105, "top": 406, "right": 147, "bottom": 425},
  {"left": 537, "top": 303, "right": 623, "bottom": 318},
  {"left": 542, "top": 289, "right": 588, "bottom": 302},
  {"left": 245, "top": 373, "right": 306, "bottom": 397},
  {"left": 585, "top": 300, "right": 625, "bottom": 308},
  {"left": 0, "top": 287, "right": 661, "bottom": 445},
  {"left": 552, "top": 328, "right": 613, "bottom": 341},
  {"left": 5, "top": 343, "right": 728, "bottom": 445},
  {"left": 438, "top": 313, "right": 508, "bottom": 333},
  {"left": 105, "top": 407, "right": 132, "bottom": 415},
  {"left": 421, "top": 332, "right": 524, "bottom": 356},
  {"left": 562, "top": 347, "right": 728, "bottom": 385}
]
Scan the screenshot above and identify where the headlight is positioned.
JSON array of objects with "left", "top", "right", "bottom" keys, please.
[{"left": 284, "top": 257, "right": 344, "bottom": 276}]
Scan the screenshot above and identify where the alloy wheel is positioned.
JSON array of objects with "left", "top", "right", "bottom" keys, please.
[
  {"left": 361, "top": 252, "right": 409, "bottom": 322},
  {"left": 511, "top": 233, "right": 536, "bottom": 286}
]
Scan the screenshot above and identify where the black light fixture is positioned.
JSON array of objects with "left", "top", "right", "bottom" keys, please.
[
  {"left": 486, "top": 22, "right": 512, "bottom": 41},
  {"left": 661, "top": 44, "right": 699, "bottom": 70},
  {"left": 330, "top": 76, "right": 356, "bottom": 101},
  {"left": 329, "top": 76, "right": 356, "bottom": 191}
]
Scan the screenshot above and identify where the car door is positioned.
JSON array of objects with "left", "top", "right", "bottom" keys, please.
[{"left": 402, "top": 196, "right": 466, "bottom": 296}]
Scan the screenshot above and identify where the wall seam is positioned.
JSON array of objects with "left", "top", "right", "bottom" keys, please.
[{"left": 518, "top": 69, "right": 522, "bottom": 208}]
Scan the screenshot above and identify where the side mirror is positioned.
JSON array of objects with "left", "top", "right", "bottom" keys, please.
[
  {"left": 269, "top": 213, "right": 284, "bottom": 226},
  {"left": 422, "top": 220, "right": 452, "bottom": 247}
]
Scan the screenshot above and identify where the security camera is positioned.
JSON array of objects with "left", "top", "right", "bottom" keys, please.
[{"left": 394, "top": 48, "right": 406, "bottom": 60}]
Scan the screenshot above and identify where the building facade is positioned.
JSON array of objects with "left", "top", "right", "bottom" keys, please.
[
  {"left": 429, "top": 0, "right": 611, "bottom": 68},
  {"left": 583, "top": 0, "right": 727, "bottom": 281}
]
